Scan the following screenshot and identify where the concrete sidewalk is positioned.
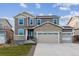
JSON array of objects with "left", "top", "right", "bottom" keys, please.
[{"left": 34, "top": 43, "right": 79, "bottom": 56}]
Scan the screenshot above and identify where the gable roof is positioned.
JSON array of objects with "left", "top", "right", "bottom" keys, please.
[
  {"left": 33, "top": 21, "right": 63, "bottom": 29},
  {"left": 67, "top": 17, "right": 73, "bottom": 25},
  {"left": 14, "top": 11, "right": 35, "bottom": 18},
  {"left": 67, "top": 16, "right": 79, "bottom": 25}
]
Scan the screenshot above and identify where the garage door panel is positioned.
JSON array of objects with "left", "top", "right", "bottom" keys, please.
[
  {"left": 37, "top": 35, "right": 58, "bottom": 43},
  {"left": 62, "top": 32, "right": 72, "bottom": 43},
  {"left": 37, "top": 32, "right": 59, "bottom": 43}
]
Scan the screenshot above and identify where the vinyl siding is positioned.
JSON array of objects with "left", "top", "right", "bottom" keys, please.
[
  {"left": 68, "top": 17, "right": 78, "bottom": 28},
  {"left": 34, "top": 23, "right": 62, "bottom": 32}
]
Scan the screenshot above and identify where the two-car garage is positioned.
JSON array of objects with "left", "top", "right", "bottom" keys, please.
[
  {"left": 34, "top": 21, "right": 62, "bottom": 43},
  {"left": 34, "top": 21, "right": 73, "bottom": 43},
  {"left": 36, "top": 32, "right": 59, "bottom": 43}
]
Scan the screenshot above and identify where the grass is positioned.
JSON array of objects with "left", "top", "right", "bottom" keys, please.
[{"left": 0, "top": 44, "right": 32, "bottom": 56}]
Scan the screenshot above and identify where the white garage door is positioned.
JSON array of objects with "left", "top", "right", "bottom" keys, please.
[
  {"left": 62, "top": 32, "right": 72, "bottom": 43},
  {"left": 0, "top": 31, "right": 6, "bottom": 44},
  {"left": 36, "top": 32, "right": 59, "bottom": 43}
]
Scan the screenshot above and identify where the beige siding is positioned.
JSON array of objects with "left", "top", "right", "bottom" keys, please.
[
  {"left": 68, "top": 17, "right": 79, "bottom": 28},
  {"left": 15, "top": 15, "right": 26, "bottom": 18},
  {"left": 15, "top": 14, "right": 35, "bottom": 18},
  {"left": 68, "top": 20, "right": 77, "bottom": 28},
  {"left": 34, "top": 23, "right": 62, "bottom": 32}
]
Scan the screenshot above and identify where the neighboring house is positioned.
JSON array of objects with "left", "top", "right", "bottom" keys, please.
[
  {"left": 67, "top": 16, "right": 79, "bottom": 29},
  {"left": 67, "top": 16, "right": 79, "bottom": 35},
  {"left": 0, "top": 18, "right": 14, "bottom": 44},
  {"left": 14, "top": 12, "right": 74, "bottom": 44}
]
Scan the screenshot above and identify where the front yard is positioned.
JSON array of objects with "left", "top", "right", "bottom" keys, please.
[{"left": 0, "top": 44, "right": 32, "bottom": 56}]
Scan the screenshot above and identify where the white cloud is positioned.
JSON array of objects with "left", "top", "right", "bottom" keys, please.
[
  {"left": 59, "top": 7, "right": 70, "bottom": 11},
  {"left": 20, "top": 3, "right": 27, "bottom": 8},
  {"left": 60, "top": 15, "right": 72, "bottom": 19},
  {"left": 53, "top": 3, "right": 70, "bottom": 7},
  {"left": 59, "top": 15, "right": 71, "bottom": 26},
  {"left": 39, "top": 13, "right": 44, "bottom": 16},
  {"left": 70, "top": 11, "right": 79, "bottom": 16},
  {"left": 60, "top": 11, "right": 79, "bottom": 20},
  {"left": 35, "top": 3, "right": 41, "bottom": 9},
  {"left": 48, "top": 13, "right": 53, "bottom": 16},
  {"left": 53, "top": 3, "right": 78, "bottom": 11}
]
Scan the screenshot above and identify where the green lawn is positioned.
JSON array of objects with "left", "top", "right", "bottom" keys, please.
[{"left": 0, "top": 44, "right": 32, "bottom": 56}]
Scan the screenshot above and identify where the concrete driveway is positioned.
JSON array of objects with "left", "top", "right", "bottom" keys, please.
[{"left": 34, "top": 43, "right": 79, "bottom": 56}]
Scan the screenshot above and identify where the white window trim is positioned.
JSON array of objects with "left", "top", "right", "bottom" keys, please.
[
  {"left": 18, "top": 29, "right": 24, "bottom": 35},
  {"left": 37, "top": 19, "right": 41, "bottom": 25},
  {"left": 18, "top": 18, "right": 24, "bottom": 25}
]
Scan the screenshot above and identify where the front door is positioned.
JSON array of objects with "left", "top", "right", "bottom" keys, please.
[{"left": 28, "top": 29, "right": 34, "bottom": 40}]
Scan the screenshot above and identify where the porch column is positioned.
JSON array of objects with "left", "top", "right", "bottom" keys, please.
[{"left": 25, "top": 29, "right": 28, "bottom": 40}]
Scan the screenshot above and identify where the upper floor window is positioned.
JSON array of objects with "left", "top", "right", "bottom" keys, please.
[
  {"left": 53, "top": 19, "right": 59, "bottom": 25},
  {"left": 29, "top": 18, "right": 33, "bottom": 25},
  {"left": 37, "top": 19, "right": 41, "bottom": 25},
  {"left": 18, "top": 18, "right": 24, "bottom": 25},
  {"left": 18, "top": 29, "right": 24, "bottom": 35}
]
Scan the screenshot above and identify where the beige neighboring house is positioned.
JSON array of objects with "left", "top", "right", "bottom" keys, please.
[
  {"left": 14, "top": 12, "right": 73, "bottom": 44},
  {"left": 67, "top": 16, "right": 79, "bottom": 29},
  {"left": 67, "top": 16, "right": 79, "bottom": 35}
]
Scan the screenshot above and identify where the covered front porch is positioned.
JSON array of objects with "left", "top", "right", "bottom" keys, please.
[
  {"left": 27, "top": 29, "right": 34, "bottom": 40},
  {"left": 25, "top": 29, "right": 36, "bottom": 44}
]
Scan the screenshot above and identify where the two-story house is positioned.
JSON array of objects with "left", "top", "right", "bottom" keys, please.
[
  {"left": 14, "top": 12, "right": 73, "bottom": 44},
  {"left": 0, "top": 18, "right": 14, "bottom": 44}
]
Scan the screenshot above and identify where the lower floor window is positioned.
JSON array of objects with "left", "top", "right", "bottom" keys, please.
[{"left": 18, "top": 29, "right": 24, "bottom": 35}]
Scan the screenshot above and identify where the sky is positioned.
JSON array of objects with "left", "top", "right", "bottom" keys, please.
[{"left": 0, "top": 3, "right": 79, "bottom": 30}]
